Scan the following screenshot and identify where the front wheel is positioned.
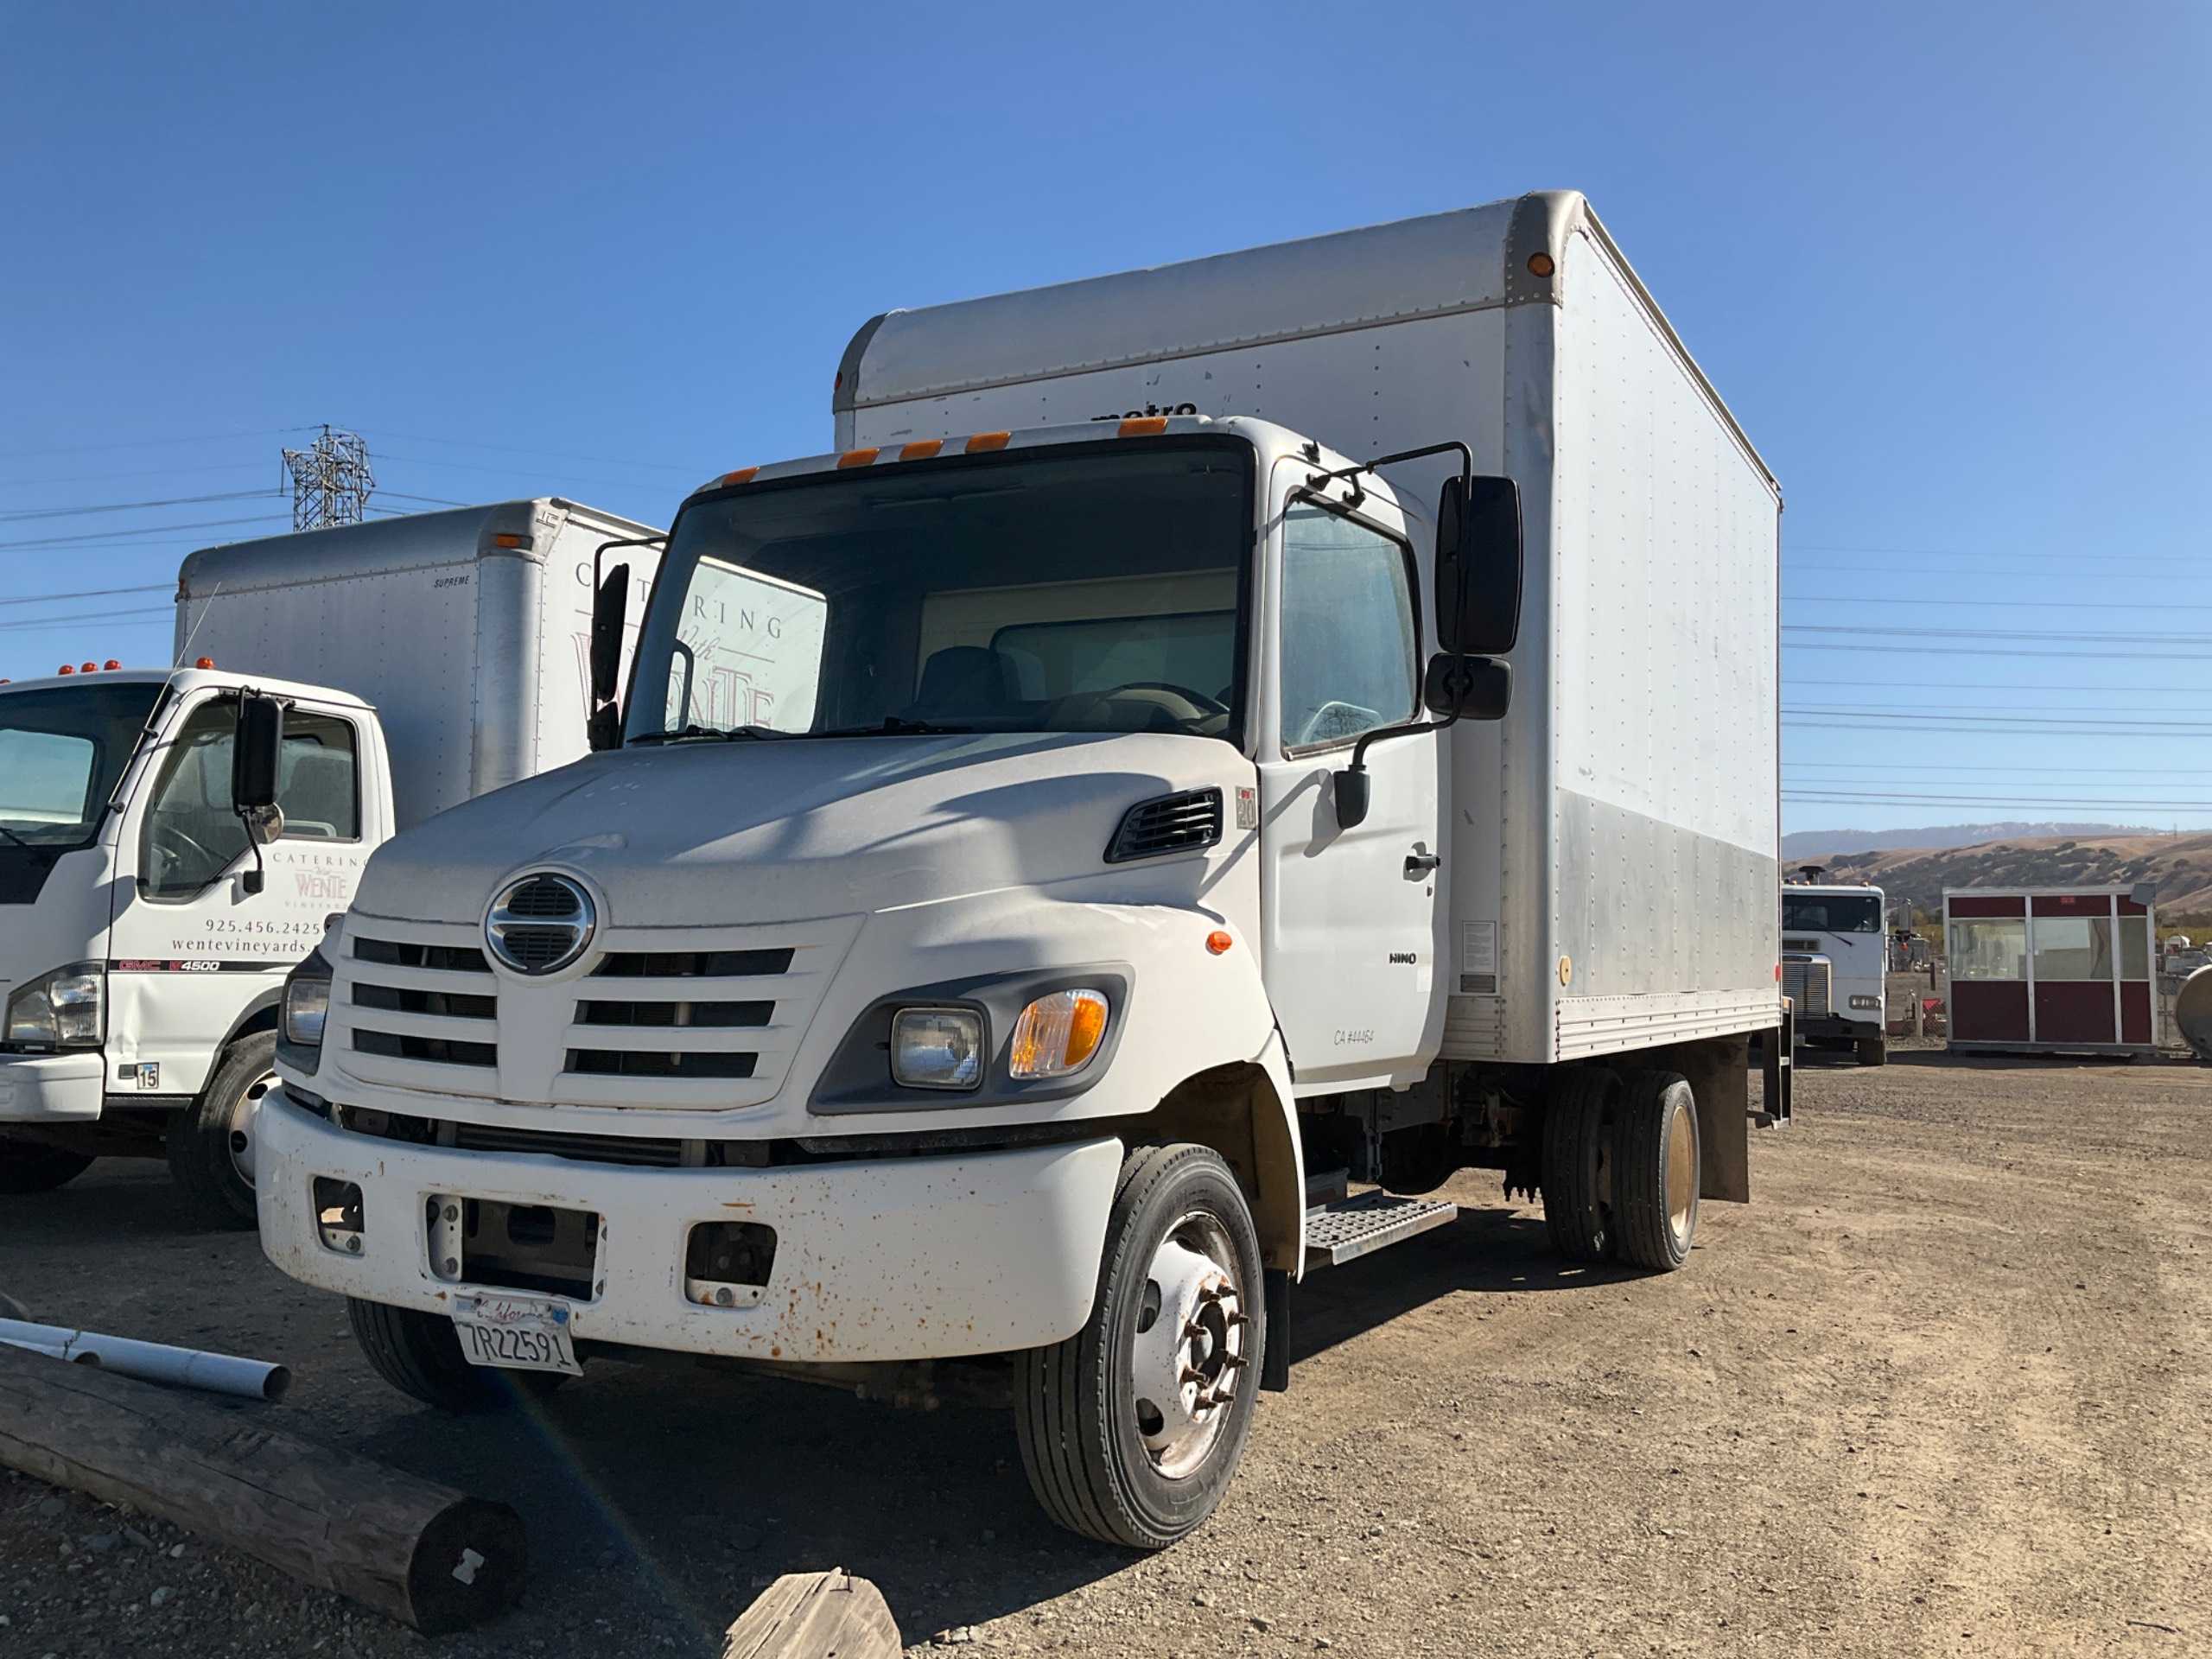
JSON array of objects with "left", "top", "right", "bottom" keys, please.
[
  {"left": 346, "top": 1298, "right": 568, "bottom": 1412},
  {"left": 1014, "top": 1143, "right": 1267, "bottom": 1549},
  {"left": 166, "top": 1031, "right": 276, "bottom": 1229},
  {"left": 0, "top": 1137, "right": 95, "bottom": 1194}
]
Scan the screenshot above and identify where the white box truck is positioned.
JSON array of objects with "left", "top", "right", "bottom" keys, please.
[
  {"left": 0, "top": 499, "right": 661, "bottom": 1224},
  {"left": 256, "top": 191, "right": 1791, "bottom": 1546},
  {"left": 1781, "top": 880, "right": 1889, "bottom": 1064}
]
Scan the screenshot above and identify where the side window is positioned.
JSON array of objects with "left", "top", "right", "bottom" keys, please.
[
  {"left": 141, "top": 704, "right": 360, "bottom": 898},
  {"left": 1278, "top": 504, "right": 1419, "bottom": 750},
  {"left": 141, "top": 702, "right": 249, "bottom": 899},
  {"left": 276, "top": 711, "right": 359, "bottom": 841}
]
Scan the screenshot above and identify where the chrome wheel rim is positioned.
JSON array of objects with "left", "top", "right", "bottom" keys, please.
[
  {"left": 1129, "top": 1211, "right": 1247, "bottom": 1481},
  {"left": 1665, "top": 1096, "right": 1697, "bottom": 1247},
  {"left": 227, "top": 1069, "right": 276, "bottom": 1188}
]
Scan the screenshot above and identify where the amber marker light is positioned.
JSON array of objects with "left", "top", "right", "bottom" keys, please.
[
  {"left": 1527, "top": 251, "right": 1555, "bottom": 277},
  {"left": 1205, "top": 930, "right": 1234, "bottom": 956}
]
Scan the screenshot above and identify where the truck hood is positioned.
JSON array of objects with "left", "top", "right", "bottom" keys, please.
[{"left": 352, "top": 732, "right": 1240, "bottom": 928}]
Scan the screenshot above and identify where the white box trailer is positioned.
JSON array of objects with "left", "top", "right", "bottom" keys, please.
[
  {"left": 256, "top": 192, "right": 1788, "bottom": 1549},
  {"left": 836, "top": 191, "right": 1784, "bottom": 1067},
  {"left": 0, "top": 501, "right": 660, "bottom": 1224},
  {"left": 179, "top": 499, "right": 664, "bottom": 830}
]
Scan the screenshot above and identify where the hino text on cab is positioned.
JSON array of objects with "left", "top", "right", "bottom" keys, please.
[
  {"left": 0, "top": 501, "right": 661, "bottom": 1223},
  {"left": 254, "top": 192, "right": 1794, "bottom": 1547}
]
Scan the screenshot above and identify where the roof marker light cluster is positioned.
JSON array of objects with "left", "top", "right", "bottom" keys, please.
[{"left": 707, "top": 416, "right": 1204, "bottom": 493}]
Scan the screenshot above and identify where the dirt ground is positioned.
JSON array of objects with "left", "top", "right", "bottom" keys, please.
[{"left": 3, "top": 1047, "right": 2208, "bottom": 1657}]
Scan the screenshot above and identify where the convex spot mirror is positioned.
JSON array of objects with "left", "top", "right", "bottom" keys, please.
[
  {"left": 1434, "top": 475, "right": 1522, "bottom": 657},
  {"left": 1423, "top": 654, "right": 1512, "bottom": 721}
]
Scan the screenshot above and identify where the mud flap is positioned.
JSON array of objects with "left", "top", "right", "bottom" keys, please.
[{"left": 1760, "top": 1005, "right": 1794, "bottom": 1128}]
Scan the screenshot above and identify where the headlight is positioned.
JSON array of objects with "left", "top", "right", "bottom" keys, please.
[
  {"left": 1848, "top": 995, "right": 1880, "bottom": 1011},
  {"left": 283, "top": 945, "right": 334, "bottom": 1048},
  {"left": 890, "top": 1007, "right": 983, "bottom": 1090},
  {"left": 4, "top": 963, "right": 104, "bottom": 1049},
  {"left": 1008, "top": 988, "right": 1110, "bottom": 1080}
]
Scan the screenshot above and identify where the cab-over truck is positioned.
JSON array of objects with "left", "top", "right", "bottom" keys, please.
[{"left": 255, "top": 192, "right": 1791, "bottom": 1547}]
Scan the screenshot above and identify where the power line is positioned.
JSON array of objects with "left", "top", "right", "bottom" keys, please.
[
  {"left": 1787, "top": 720, "right": 2212, "bottom": 736},
  {"left": 351, "top": 427, "right": 704, "bottom": 475},
  {"left": 376, "top": 489, "right": 468, "bottom": 506},
  {"left": 1786, "top": 593, "right": 2212, "bottom": 612},
  {"left": 1785, "top": 762, "right": 2212, "bottom": 775},
  {"left": 1786, "top": 678, "right": 2212, "bottom": 693},
  {"left": 0, "top": 514, "right": 292, "bottom": 551},
  {"left": 1787, "top": 623, "right": 2212, "bottom": 645},
  {"left": 1784, "top": 792, "right": 2212, "bottom": 808},
  {"left": 0, "top": 582, "right": 168, "bottom": 609},
  {"left": 0, "top": 426, "right": 315, "bottom": 461},
  {"left": 1792, "top": 702, "right": 2212, "bottom": 715},
  {"left": 0, "top": 489, "right": 284, "bottom": 524},
  {"left": 1783, "top": 709, "right": 2212, "bottom": 728},
  {"left": 0, "top": 606, "right": 171, "bottom": 633},
  {"left": 1786, "top": 644, "right": 2209, "bottom": 660}
]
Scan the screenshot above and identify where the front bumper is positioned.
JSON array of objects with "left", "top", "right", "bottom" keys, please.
[
  {"left": 0, "top": 1052, "right": 105, "bottom": 1124},
  {"left": 1796, "top": 1013, "right": 1881, "bottom": 1043},
  {"left": 256, "top": 1090, "right": 1122, "bottom": 1364}
]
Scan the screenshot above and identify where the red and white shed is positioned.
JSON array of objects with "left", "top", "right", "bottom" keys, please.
[{"left": 1942, "top": 886, "right": 2158, "bottom": 1057}]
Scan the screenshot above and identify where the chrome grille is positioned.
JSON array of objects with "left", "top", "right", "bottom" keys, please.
[
  {"left": 1783, "top": 957, "right": 1832, "bottom": 1019},
  {"left": 349, "top": 933, "right": 498, "bottom": 1071}
]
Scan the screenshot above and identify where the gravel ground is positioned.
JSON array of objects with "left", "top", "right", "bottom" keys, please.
[{"left": 3, "top": 1046, "right": 2207, "bottom": 1656}]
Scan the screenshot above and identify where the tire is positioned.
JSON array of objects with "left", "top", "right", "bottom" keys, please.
[
  {"left": 1541, "top": 1068, "right": 1620, "bottom": 1262},
  {"left": 0, "top": 1137, "right": 95, "bottom": 1194},
  {"left": 1857, "top": 1036, "right": 1887, "bottom": 1067},
  {"left": 165, "top": 1031, "right": 277, "bottom": 1230},
  {"left": 1014, "top": 1143, "right": 1267, "bottom": 1549},
  {"left": 346, "top": 1297, "right": 568, "bottom": 1413},
  {"left": 1615, "top": 1071, "right": 1700, "bottom": 1272}
]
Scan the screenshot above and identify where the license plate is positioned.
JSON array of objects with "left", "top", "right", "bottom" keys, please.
[{"left": 450, "top": 1292, "right": 581, "bottom": 1375}]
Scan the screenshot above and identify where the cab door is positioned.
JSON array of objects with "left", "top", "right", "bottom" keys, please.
[
  {"left": 1255, "top": 468, "right": 1446, "bottom": 1090},
  {"left": 107, "top": 692, "right": 375, "bottom": 1101}
]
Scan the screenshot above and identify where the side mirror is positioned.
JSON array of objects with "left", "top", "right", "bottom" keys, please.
[
  {"left": 232, "top": 693, "right": 285, "bottom": 894},
  {"left": 588, "top": 560, "right": 630, "bottom": 753},
  {"left": 1434, "top": 475, "right": 1522, "bottom": 657},
  {"left": 1423, "top": 653, "right": 1512, "bottom": 721},
  {"left": 232, "top": 694, "right": 283, "bottom": 812}
]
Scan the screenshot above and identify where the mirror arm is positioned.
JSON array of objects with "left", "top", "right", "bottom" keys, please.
[{"left": 1306, "top": 439, "right": 1473, "bottom": 499}]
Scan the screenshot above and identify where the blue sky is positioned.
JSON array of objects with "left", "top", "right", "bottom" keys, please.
[{"left": 3, "top": 3, "right": 2208, "bottom": 836}]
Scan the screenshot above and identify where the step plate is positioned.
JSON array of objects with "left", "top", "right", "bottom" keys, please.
[{"left": 1304, "top": 1192, "right": 1459, "bottom": 1269}]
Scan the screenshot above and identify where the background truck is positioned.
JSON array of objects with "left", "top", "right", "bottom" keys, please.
[
  {"left": 0, "top": 499, "right": 661, "bottom": 1224},
  {"left": 257, "top": 190, "right": 1789, "bottom": 1547},
  {"left": 1781, "top": 880, "right": 1889, "bottom": 1064}
]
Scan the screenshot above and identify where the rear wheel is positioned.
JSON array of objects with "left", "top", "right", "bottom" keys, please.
[
  {"left": 1541, "top": 1068, "right": 1620, "bottom": 1262},
  {"left": 1857, "top": 1036, "right": 1887, "bottom": 1067},
  {"left": 346, "top": 1298, "right": 567, "bottom": 1412},
  {"left": 0, "top": 1137, "right": 95, "bottom": 1194},
  {"left": 166, "top": 1032, "right": 277, "bottom": 1229},
  {"left": 1014, "top": 1143, "right": 1266, "bottom": 1549},
  {"left": 1615, "top": 1071, "right": 1700, "bottom": 1272}
]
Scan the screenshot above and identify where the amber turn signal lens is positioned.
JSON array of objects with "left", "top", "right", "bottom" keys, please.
[
  {"left": 1008, "top": 988, "right": 1110, "bottom": 1079},
  {"left": 1205, "top": 931, "right": 1233, "bottom": 956}
]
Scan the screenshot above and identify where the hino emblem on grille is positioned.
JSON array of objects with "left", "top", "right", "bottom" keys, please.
[{"left": 484, "top": 873, "right": 597, "bottom": 976}]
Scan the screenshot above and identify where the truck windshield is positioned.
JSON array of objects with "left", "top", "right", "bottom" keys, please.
[
  {"left": 1783, "top": 894, "right": 1883, "bottom": 934},
  {"left": 0, "top": 682, "right": 162, "bottom": 851},
  {"left": 629, "top": 441, "right": 1252, "bottom": 744}
]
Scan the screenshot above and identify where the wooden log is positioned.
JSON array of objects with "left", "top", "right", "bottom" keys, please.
[
  {"left": 0, "top": 1341, "right": 523, "bottom": 1633},
  {"left": 721, "top": 1569, "right": 904, "bottom": 1659}
]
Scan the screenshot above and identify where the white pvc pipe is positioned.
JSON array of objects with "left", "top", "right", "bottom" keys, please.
[{"left": 0, "top": 1319, "right": 290, "bottom": 1402}]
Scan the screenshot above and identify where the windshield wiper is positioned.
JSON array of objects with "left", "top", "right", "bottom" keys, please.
[
  {"left": 628, "top": 724, "right": 791, "bottom": 747},
  {"left": 815, "top": 716, "right": 976, "bottom": 738},
  {"left": 0, "top": 824, "right": 31, "bottom": 849}
]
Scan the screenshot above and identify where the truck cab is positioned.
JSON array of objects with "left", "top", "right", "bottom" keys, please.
[
  {"left": 0, "top": 666, "right": 389, "bottom": 1216},
  {"left": 1781, "top": 882, "right": 1889, "bottom": 1065}
]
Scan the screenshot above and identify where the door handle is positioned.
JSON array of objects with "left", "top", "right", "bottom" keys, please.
[{"left": 1404, "top": 850, "right": 1441, "bottom": 878}]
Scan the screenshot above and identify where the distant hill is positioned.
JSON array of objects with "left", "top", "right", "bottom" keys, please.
[
  {"left": 1783, "top": 823, "right": 2158, "bottom": 860},
  {"left": 1810, "top": 831, "right": 2212, "bottom": 920}
]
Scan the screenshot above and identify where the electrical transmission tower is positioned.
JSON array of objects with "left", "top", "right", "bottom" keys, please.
[{"left": 280, "top": 425, "right": 375, "bottom": 530}]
